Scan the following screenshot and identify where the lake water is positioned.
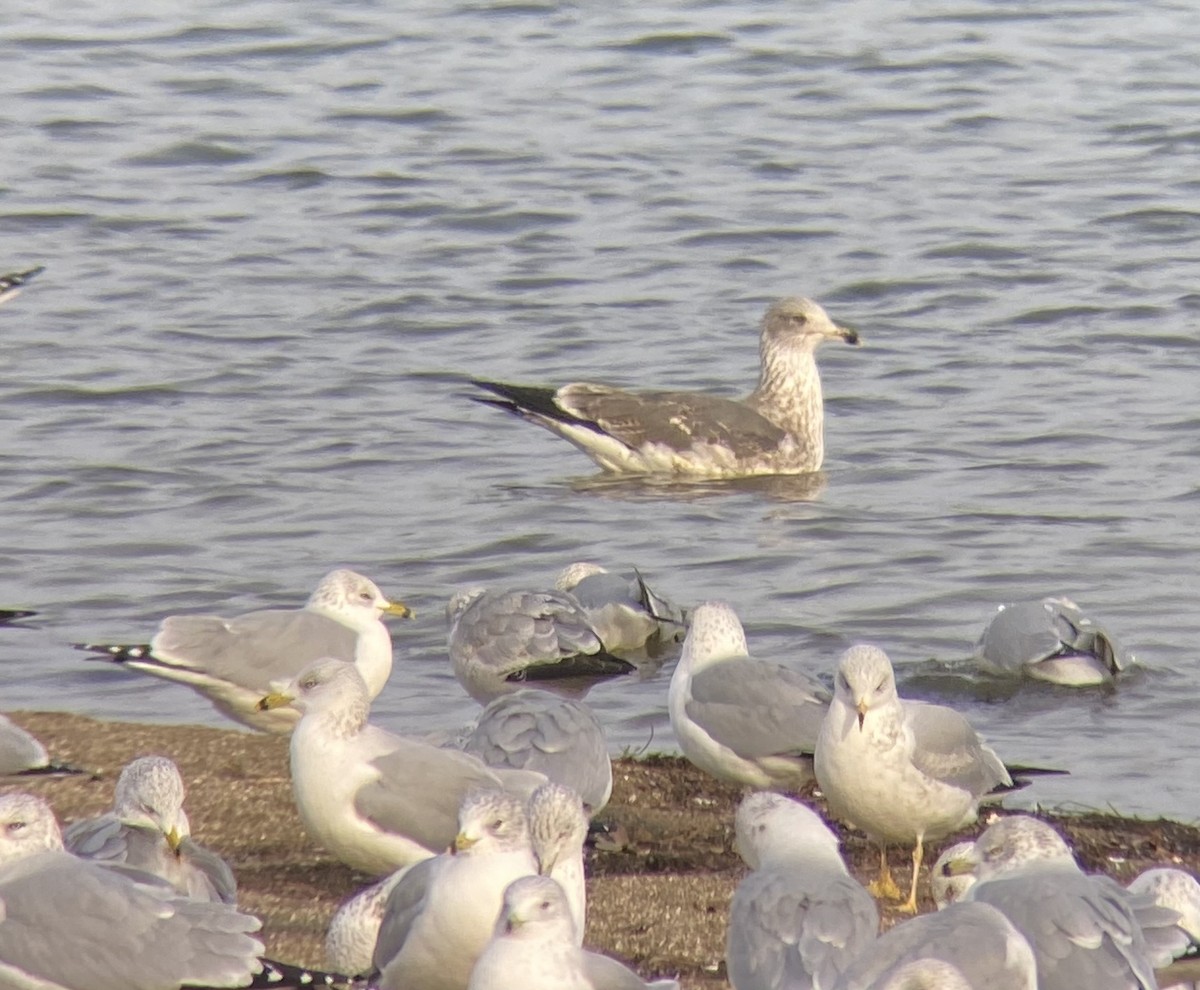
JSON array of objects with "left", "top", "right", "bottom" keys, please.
[{"left": 3, "top": 0, "right": 1199, "bottom": 820}]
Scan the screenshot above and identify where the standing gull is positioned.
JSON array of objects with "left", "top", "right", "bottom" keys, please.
[
  {"left": 554, "top": 563, "right": 686, "bottom": 655},
  {"left": 258, "top": 658, "right": 545, "bottom": 875},
  {"left": 527, "top": 783, "right": 589, "bottom": 944},
  {"left": 471, "top": 295, "right": 859, "bottom": 478},
  {"left": 77, "top": 568, "right": 412, "bottom": 733},
  {"left": 668, "top": 601, "right": 829, "bottom": 789},
  {"left": 0, "top": 714, "right": 87, "bottom": 778},
  {"left": 448, "top": 587, "right": 634, "bottom": 704},
  {"left": 815, "top": 645, "right": 1049, "bottom": 914},
  {"left": 725, "top": 792, "right": 877, "bottom": 990}
]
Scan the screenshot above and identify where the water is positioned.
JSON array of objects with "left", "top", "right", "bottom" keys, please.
[{"left": 3, "top": 0, "right": 1199, "bottom": 819}]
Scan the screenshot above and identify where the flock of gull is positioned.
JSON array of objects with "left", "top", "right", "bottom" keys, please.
[{"left": 0, "top": 274, "right": 1187, "bottom": 990}]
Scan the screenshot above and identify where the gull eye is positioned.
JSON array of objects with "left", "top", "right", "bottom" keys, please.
[
  {"left": 875, "top": 677, "right": 887, "bottom": 691},
  {"left": 7, "top": 820, "right": 26, "bottom": 835},
  {"left": 490, "top": 818, "right": 504, "bottom": 832},
  {"left": 791, "top": 313, "right": 808, "bottom": 326}
]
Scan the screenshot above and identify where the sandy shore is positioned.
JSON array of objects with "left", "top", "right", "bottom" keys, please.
[{"left": 5, "top": 710, "right": 1200, "bottom": 988}]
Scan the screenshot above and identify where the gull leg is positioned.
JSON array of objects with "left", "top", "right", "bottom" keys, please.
[
  {"left": 868, "top": 844, "right": 902, "bottom": 900},
  {"left": 899, "top": 840, "right": 924, "bottom": 914}
]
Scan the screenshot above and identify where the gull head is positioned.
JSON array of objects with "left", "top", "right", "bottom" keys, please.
[
  {"left": 930, "top": 840, "right": 977, "bottom": 909},
  {"left": 733, "top": 791, "right": 842, "bottom": 871},
  {"left": 834, "top": 644, "right": 899, "bottom": 730},
  {"left": 874, "top": 958, "right": 974, "bottom": 990},
  {"left": 0, "top": 793, "right": 64, "bottom": 864},
  {"left": 453, "top": 790, "right": 530, "bottom": 857},
  {"left": 446, "top": 587, "right": 487, "bottom": 629},
  {"left": 948, "top": 815, "right": 1075, "bottom": 883},
  {"left": 1129, "top": 868, "right": 1200, "bottom": 941},
  {"left": 113, "top": 755, "right": 190, "bottom": 852},
  {"left": 527, "top": 783, "right": 587, "bottom": 876},
  {"left": 680, "top": 601, "right": 750, "bottom": 671},
  {"left": 762, "top": 296, "right": 860, "bottom": 350},
  {"left": 554, "top": 562, "right": 607, "bottom": 592},
  {"left": 307, "top": 568, "right": 412, "bottom": 623},
  {"left": 495, "top": 875, "right": 576, "bottom": 941},
  {"left": 257, "top": 657, "right": 368, "bottom": 717}
]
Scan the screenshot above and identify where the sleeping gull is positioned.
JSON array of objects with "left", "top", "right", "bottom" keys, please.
[
  {"left": 0, "top": 265, "right": 44, "bottom": 306},
  {"left": 64, "top": 754, "right": 236, "bottom": 904},
  {"left": 258, "top": 658, "right": 545, "bottom": 875},
  {"left": 554, "top": 562, "right": 686, "bottom": 655},
  {"left": 832, "top": 900, "right": 1036, "bottom": 990},
  {"left": 448, "top": 587, "right": 635, "bottom": 704},
  {"left": 468, "top": 875, "right": 680, "bottom": 990},
  {"left": 668, "top": 601, "right": 829, "bottom": 789},
  {"left": 460, "top": 689, "right": 613, "bottom": 814},
  {"left": 373, "top": 790, "right": 538, "bottom": 990},
  {"left": 929, "top": 841, "right": 976, "bottom": 910},
  {"left": 725, "top": 792, "right": 877, "bottom": 990},
  {"left": 975, "top": 596, "right": 1128, "bottom": 686},
  {"left": 471, "top": 296, "right": 859, "bottom": 478},
  {"left": 947, "top": 816, "right": 1186, "bottom": 990},
  {"left": 814, "top": 645, "right": 1061, "bottom": 914},
  {"left": 0, "top": 714, "right": 88, "bottom": 778},
  {"left": 860, "top": 959, "right": 975, "bottom": 990},
  {"left": 77, "top": 568, "right": 412, "bottom": 733},
  {"left": 527, "top": 782, "right": 588, "bottom": 945}
]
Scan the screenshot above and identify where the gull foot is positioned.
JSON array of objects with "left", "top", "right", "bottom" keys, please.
[{"left": 868, "top": 873, "right": 903, "bottom": 900}]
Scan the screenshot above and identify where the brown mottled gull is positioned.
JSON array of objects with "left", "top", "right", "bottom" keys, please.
[{"left": 471, "top": 296, "right": 859, "bottom": 478}]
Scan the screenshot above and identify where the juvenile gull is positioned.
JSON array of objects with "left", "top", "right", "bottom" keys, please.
[
  {"left": 461, "top": 689, "right": 613, "bottom": 814},
  {"left": 815, "top": 645, "right": 1056, "bottom": 914},
  {"left": 527, "top": 783, "right": 588, "bottom": 944},
  {"left": 448, "top": 587, "right": 635, "bottom": 704},
  {"left": 258, "top": 658, "right": 545, "bottom": 875},
  {"left": 468, "top": 875, "right": 681, "bottom": 990},
  {"left": 77, "top": 568, "right": 412, "bottom": 733},
  {"left": 0, "top": 714, "right": 88, "bottom": 778},
  {"left": 374, "top": 790, "right": 538, "bottom": 990},
  {"left": 668, "top": 601, "right": 829, "bottom": 789},
  {"left": 833, "top": 901, "right": 1035, "bottom": 990},
  {"left": 725, "top": 792, "right": 877, "bottom": 990},
  {"left": 65, "top": 755, "right": 236, "bottom": 904},
  {"left": 325, "top": 870, "right": 407, "bottom": 976},
  {"left": 975, "top": 596, "right": 1128, "bottom": 686},
  {"left": 0, "top": 265, "right": 44, "bottom": 306},
  {"left": 554, "top": 563, "right": 686, "bottom": 655},
  {"left": 471, "top": 296, "right": 859, "bottom": 478}
]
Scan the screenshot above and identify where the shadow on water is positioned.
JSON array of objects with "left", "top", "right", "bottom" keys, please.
[{"left": 561, "top": 470, "right": 830, "bottom": 503}]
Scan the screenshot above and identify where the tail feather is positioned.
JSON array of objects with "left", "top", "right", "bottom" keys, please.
[{"left": 470, "top": 379, "right": 595, "bottom": 429}]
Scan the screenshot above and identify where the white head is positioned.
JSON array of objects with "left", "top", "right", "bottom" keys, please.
[
  {"left": 875, "top": 958, "right": 974, "bottom": 990},
  {"left": 454, "top": 790, "right": 530, "bottom": 857},
  {"left": 930, "top": 841, "right": 977, "bottom": 909},
  {"left": 680, "top": 602, "right": 749, "bottom": 672},
  {"left": 833, "top": 644, "right": 899, "bottom": 730},
  {"left": 960, "top": 815, "right": 1075, "bottom": 882},
  {"left": 493, "top": 874, "right": 577, "bottom": 943},
  {"left": 760, "top": 297, "right": 859, "bottom": 354},
  {"left": 1129, "top": 867, "right": 1200, "bottom": 941},
  {"left": 306, "top": 569, "right": 412, "bottom": 624},
  {"left": 258, "top": 657, "right": 370, "bottom": 730},
  {"left": 554, "top": 562, "right": 606, "bottom": 592},
  {"left": 527, "top": 783, "right": 587, "bottom": 875},
  {"left": 733, "top": 791, "right": 843, "bottom": 871},
  {"left": 0, "top": 793, "right": 64, "bottom": 865},
  {"left": 113, "top": 755, "right": 190, "bottom": 850}
]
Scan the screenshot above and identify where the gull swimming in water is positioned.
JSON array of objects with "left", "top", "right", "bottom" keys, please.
[
  {"left": 471, "top": 296, "right": 859, "bottom": 478},
  {"left": 0, "top": 265, "right": 44, "bottom": 306},
  {"left": 668, "top": 601, "right": 829, "bottom": 789},
  {"left": 77, "top": 568, "right": 412, "bottom": 733},
  {"left": 554, "top": 563, "right": 686, "bottom": 655}
]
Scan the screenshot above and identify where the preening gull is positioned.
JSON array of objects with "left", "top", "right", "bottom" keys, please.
[
  {"left": 929, "top": 841, "right": 976, "bottom": 910},
  {"left": 461, "top": 689, "right": 613, "bottom": 815},
  {"left": 448, "top": 587, "right": 635, "bottom": 704},
  {"left": 64, "top": 754, "right": 236, "bottom": 904},
  {"left": 814, "top": 645, "right": 1060, "bottom": 914},
  {"left": 554, "top": 563, "right": 686, "bottom": 655},
  {"left": 668, "top": 601, "right": 829, "bottom": 789},
  {"left": 373, "top": 790, "right": 538, "bottom": 990},
  {"left": 468, "top": 875, "right": 681, "bottom": 990},
  {"left": 975, "top": 596, "right": 1127, "bottom": 686},
  {"left": 725, "top": 792, "right": 877, "bottom": 990},
  {"left": 0, "top": 714, "right": 87, "bottom": 778},
  {"left": 77, "top": 568, "right": 412, "bottom": 733},
  {"left": 0, "top": 265, "right": 44, "bottom": 306},
  {"left": 527, "top": 782, "right": 588, "bottom": 945},
  {"left": 471, "top": 295, "right": 859, "bottom": 478},
  {"left": 258, "top": 658, "right": 545, "bottom": 875}
]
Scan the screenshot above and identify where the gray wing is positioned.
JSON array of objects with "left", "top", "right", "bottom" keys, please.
[
  {"left": 463, "top": 691, "right": 613, "bottom": 814},
  {"left": 557, "top": 383, "right": 788, "bottom": 459},
  {"left": 835, "top": 901, "right": 1035, "bottom": 990},
  {"left": 373, "top": 859, "right": 439, "bottom": 973},
  {"left": 970, "top": 872, "right": 1157, "bottom": 990},
  {"left": 726, "top": 869, "right": 878, "bottom": 990},
  {"left": 179, "top": 837, "right": 239, "bottom": 905},
  {"left": 150, "top": 608, "right": 359, "bottom": 687},
  {"left": 977, "top": 600, "right": 1066, "bottom": 671},
  {"left": 904, "top": 701, "right": 1012, "bottom": 796},
  {"left": 0, "top": 851, "right": 262, "bottom": 990},
  {"left": 567, "top": 571, "right": 685, "bottom": 654},
  {"left": 686, "top": 659, "right": 829, "bottom": 759},
  {"left": 581, "top": 951, "right": 680, "bottom": 990},
  {"left": 0, "top": 714, "right": 48, "bottom": 774}
]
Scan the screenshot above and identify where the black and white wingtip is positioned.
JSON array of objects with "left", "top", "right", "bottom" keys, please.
[
  {"left": 0, "top": 608, "right": 37, "bottom": 625},
  {"left": 244, "top": 958, "right": 366, "bottom": 989},
  {"left": 73, "top": 641, "right": 154, "bottom": 663},
  {"left": 10, "top": 761, "right": 95, "bottom": 779},
  {"left": 0, "top": 266, "right": 45, "bottom": 305}
]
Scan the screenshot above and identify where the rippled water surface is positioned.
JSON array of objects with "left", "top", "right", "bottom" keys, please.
[{"left": 3, "top": 0, "right": 1200, "bottom": 818}]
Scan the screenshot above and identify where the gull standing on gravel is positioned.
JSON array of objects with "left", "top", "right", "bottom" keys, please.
[
  {"left": 815, "top": 645, "right": 1039, "bottom": 914},
  {"left": 668, "top": 601, "right": 829, "bottom": 789},
  {"left": 64, "top": 755, "right": 236, "bottom": 904},
  {"left": 725, "top": 792, "right": 877, "bottom": 990},
  {"left": 0, "top": 714, "right": 87, "bottom": 778},
  {"left": 470, "top": 296, "right": 859, "bottom": 478},
  {"left": 448, "top": 587, "right": 634, "bottom": 703},
  {"left": 373, "top": 790, "right": 539, "bottom": 990},
  {"left": 975, "top": 596, "right": 1128, "bottom": 686},
  {"left": 468, "top": 875, "right": 681, "bottom": 990},
  {"left": 258, "top": 658, "right": 545, "bottom": 875},
  {"left": 554, "top": 563, "right": 686, "bottom": 655},
  {"left": 461, "top": 689, "right": 613, "bottom": 815},
  {"left": 77, "top": 568, "right": 412, "bottom": 733}
]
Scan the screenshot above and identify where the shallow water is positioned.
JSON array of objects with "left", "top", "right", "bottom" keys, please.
[{"left": 3, "top": 0, "right": 1199, "bottom": 819}]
